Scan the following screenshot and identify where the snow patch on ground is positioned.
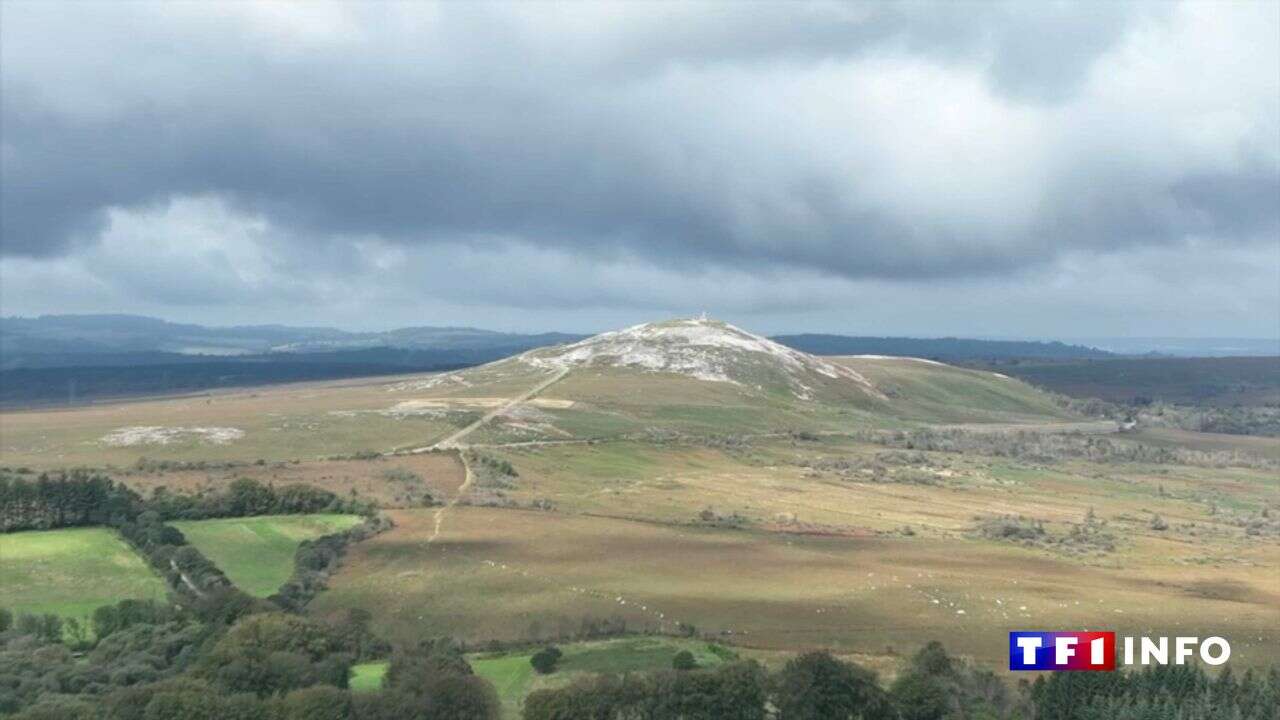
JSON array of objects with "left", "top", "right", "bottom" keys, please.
[
  {"left": 519, "top": 317, "right": 878, "bottom": 397},
  {"left": 100, "top": 426, "right": 244, "bottom": 447},
  {"left": 848, "top": 354, "right": 949, "bottom": 367}
]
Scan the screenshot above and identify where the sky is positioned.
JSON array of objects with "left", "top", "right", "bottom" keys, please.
[{"left": 1, "top": 1, "right": 1277, "bottom": 338}]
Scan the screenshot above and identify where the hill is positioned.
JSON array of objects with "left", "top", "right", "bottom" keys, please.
[
  {"left": 0, "top": 317, "right": 1077, "bottom": 469},
  {"left": 390, "top": 317, "right": 1075, "bottom": 447},
  {"left": 0, "top": 314, "right": 583, "bottom": 367}
]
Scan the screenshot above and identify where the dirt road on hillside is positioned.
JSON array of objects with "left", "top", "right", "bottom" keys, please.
[{"left": 409, "top": 367, "right": 570, "bottom": 453}]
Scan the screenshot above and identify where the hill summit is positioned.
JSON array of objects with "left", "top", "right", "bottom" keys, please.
[{"left": 516, "top": 317, "right": 880, "bottom": 400}]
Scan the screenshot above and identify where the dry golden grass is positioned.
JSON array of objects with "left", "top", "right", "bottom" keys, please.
[
  {"left": 119, "top": 452, "right": 467, "bottom": 508},
  {"left": 7, "top": 358, "right": 1277, "bottom": 673},
  {"left": 0, "top": 372, "right": 469, "bottom": 468},
  {"left": 313, "top": 505, "right": 1280, "bottom": 670},
  {"left": 484, "top": 437, "right": 1276, "bottom": 545}
]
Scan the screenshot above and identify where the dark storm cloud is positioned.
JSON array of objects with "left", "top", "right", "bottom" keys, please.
[{"left": 0, "top": 0, "right": 1276, "bottom": 327}]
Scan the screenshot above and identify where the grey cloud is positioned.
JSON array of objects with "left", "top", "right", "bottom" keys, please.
[
  {"left": 3, "top": 218, "right": 1276, "bottom": 337},
  {"left": 0, "top": 1, "right": 1276, "bottom": 316}
]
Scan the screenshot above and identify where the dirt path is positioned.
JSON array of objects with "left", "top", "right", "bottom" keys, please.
[
  {"left": 413, "top": 367, "right": 569, "bottom": 544},
  {"left": 426, "top": 452, "right": 474, "bottom": 544},
  {"left": 170, "top": 559, "right": 207, "bottom": 598},
  {"left": 409, "top": 367, "right": 570, "bottom": 454}
]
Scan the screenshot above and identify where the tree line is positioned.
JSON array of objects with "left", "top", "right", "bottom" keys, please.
[
  {"left": 0, "top": 469, "right": 372, "bottom": 533},
  {"left": 0, "top": 471, "right": 138, "bottom": 532},
  {"left": 0, "top": 604, "right": 494, "bottom": 719},
  {"left": 521, "top": 641, "right": 1280, "bottom": 720},
  {"left": 3, "top": 602, "right": 1277, "bottom": 719}
]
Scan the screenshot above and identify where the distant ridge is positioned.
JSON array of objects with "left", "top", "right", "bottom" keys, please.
[
  {"left": 0, "top": 314, "right": 584, "bottom": 367},
  {"left": 2, "top": 314, "right": 1115, "bottom": 367},
  {"left": 773, "top": 334, "right": 1113, "bottom": 361}
]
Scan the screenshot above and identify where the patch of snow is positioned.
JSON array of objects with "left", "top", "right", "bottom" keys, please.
[
  {"left": 100, "top": 426, "right": 244, "bottom": 447},
  {"left": 848, "top": 354, "right": 949, "bottom": 367},
  {"left": 518, "top": 317, "right": 879, "bottom": 398}
]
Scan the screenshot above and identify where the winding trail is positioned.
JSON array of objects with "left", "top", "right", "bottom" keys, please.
[
  {"left": 426, "top": 453, "right": 473, "bottom": 544},
  {"left": 413, "top": 367, "right": 570, "bottom": 544}
]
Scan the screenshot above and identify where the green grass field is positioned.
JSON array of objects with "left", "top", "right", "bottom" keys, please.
[
  {"left": 349, "top": 661, "right": 388, "bottom": 692},
  {"left": 0, "top": 527, "right": 167, "bottom": 621},
  {"left": 475, "top": 637, "right": 734, "bottom": 717},
  {"left": 834, "top": 357, "right": 1074, "bottom": 424},
  {"left": 173, "top": 514, "right": 362, "bottom": 597},
  {"left": 349, "top": 637, "right": 734, "bottom": 717}
]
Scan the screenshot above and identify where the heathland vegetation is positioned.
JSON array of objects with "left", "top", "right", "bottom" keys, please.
[
  {"left": 971, "top": 356, "right": 1280, "bottom": 408},
  {"left": 1, "top": 318, "right": 1276, "bottom": 718}
]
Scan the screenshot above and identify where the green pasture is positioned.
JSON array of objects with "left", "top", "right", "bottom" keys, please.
[
  {"left": 0, "top": 527, "right": 167, "bottom": 622},
  {"left": 172, "top": 514, "right": 361, "bottom": 597}
]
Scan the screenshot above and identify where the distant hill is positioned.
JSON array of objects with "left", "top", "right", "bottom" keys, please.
[
  {"left": 772, "top": 334, "right": 1113, "bottom": 360},
  {"left": 1065, "top": 337, "right": 1280, "bottom": 358},
  {"left": 0, "top": 314, "right": 584, "bottom": 369},
  {"left": 0, "top": 315, "right": 587, "bottom": 406},
  {"left": 0, "top": 358, "right": 476, "bottom": 407}
]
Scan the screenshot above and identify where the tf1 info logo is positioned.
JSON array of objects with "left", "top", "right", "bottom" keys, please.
[{"left": 1009, "top": 632, "right": 1231, "bottom": 671}]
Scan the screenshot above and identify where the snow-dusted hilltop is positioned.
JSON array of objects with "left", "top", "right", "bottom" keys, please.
[{"left": 518, "top": 317, "right": 881, "bottom": 399}]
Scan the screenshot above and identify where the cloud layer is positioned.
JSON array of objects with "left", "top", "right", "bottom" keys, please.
[{"left": 1, "top": 1, "right": 1277, "bottom": 335}]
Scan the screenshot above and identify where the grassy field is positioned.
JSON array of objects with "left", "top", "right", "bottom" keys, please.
[
  {"left": 349, "top": 661, "right": 388, "bottom": 692},
  {"left": 474, "top": 637, "right": 735, "bottom": 717},
  {"left": 1130, "top": 427, "right": 1280, "bottom": 462},
  {"left": 464, "top": 363, "right": 1079, "bottom": 447},
  {"left": 0, "top": 527, "right": 167, "bottom": 621},
  {"left": 173, "top": 514, "right": 362, "bottom": 597},
  {"left": 468, "top": 433, "right": 1276, "bottom": 534},
  {"left": 351, "top": 637, "right": 739, "bottom": 717},
  {"left": 0, "top": 353, "right": 1080, "bottom": 468},
  {"left": 0, "top": 373, "right": 464, "bottom": 469},
  {"left": 317, "top": 426, "right": 1280, "bottom": 668},
  {"left": 313, "top": 500, "right": 1280, "bottom": 672},
  {"left": 119, "top": 451, "right": 467, "bottom": 509},
  {"left": 832, "top": 357, "right": 1074, "bottom": 424}
]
